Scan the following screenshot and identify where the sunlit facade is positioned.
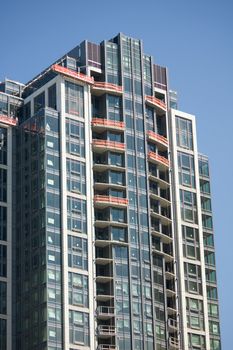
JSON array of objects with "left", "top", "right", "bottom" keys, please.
[{"left": 0, "top": 33, "right": 221, "bottom": 350}]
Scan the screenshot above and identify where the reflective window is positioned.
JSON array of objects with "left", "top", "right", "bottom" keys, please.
[{"left": 65, "top": 81, "right": 84, "bottom": 117}]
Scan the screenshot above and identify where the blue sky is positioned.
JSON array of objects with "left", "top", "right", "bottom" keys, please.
[{"left": 1, "top": 0, "right": 232, "bottom": 348}]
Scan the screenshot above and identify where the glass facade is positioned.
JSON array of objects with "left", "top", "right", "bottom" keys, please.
[{"left": 0, "top": 34, "right": 221, "bottom": 350}]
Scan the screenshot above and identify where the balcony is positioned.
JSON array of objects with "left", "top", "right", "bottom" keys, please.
[
  {"left": 148, "top": 151, "right": 169, "bottom": 170},
  {"left": 94, "top": 195, "right": 128, "bottom": 208},
  {"left": 168, "top": 318, "right": 178, "bottom": 330},
  {"left": 147, "top": 130, "right": 168, "bottom": 150},
  {"left": 92, "top": 118, "right": 125, "bottom": 131},
  {"left": 97, "top": 325, "right": 116, "bottom": 338},
  {"left": 96, "top": 285, "right": 114, "bottom": 301},
  {"left": 97, "top": 345, "right": 118, "bottom": 350},
  {"left": 145, "top": 95, "right": 167, "bottom": 113},
  {"left": 149, "top": 190, "right": 171, "bottom": 207},
  {"left": 93, "top": 139, "right": 125, "bottom": 153},
  {"left": 151, "top": 228, "right": 172, "bottom": 244},
  {"left": 169, "top": 337, "right": 179, "bottom": 349},
  {"left": 92, "top": 82, "right": 123, "bottom": 96},
  {"left": 148, "top": 172, "right": 170, "bottom": 190},
  {"left": 96, "top": 306, "right": 115, "bottom": 320},
  {"left": 0, "top": 114, "right": 18, "bottom": 126},
  {"left": 51, "top": 64, "right": 94, "bottom": 85},
  {"left": 150, "top": 208, "right": 172, "bottom": 226},
  {"left": 152, "top": 245, "right": 173, "bottom": 262}
]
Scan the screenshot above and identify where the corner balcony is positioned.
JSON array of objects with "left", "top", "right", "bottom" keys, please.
[
  {"left": 92, "top": 118, "right": 125, "bottom": 132},
  {"left": 97, "top": 325, "right": 116, "bottom": 338},
  {"left": 94, "top": 195, "right": 128, "bottom": 208},
  {"left": 148, "top": 151, "right": 169, "bottom": 170},
  {"left": 145, "top": 95, "right": 167, "bottom": 113},
  {"left": 92, "top": 139, "right": 125, "bottom": 153},
  {"left": 147, "top": 130, "right": 168, "bottom": 150},
  {"left": 51, "top": 64, "right": 94, "bottom": 85},
  {"left": 92, "top": 81, "right": 123, "bottom": 96},
  {"left": 0, "top": 114, "right": 18, "bottom": 126},
  {"left": 96, "top": 306, "right": 115, "bottom": 320}
]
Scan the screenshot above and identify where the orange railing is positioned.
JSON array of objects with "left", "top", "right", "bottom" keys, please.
[
  {"left": 147, "top": 130, "right": 168, "bottom": 145},
  {"left": 145, "top": 95, "right": 167, "bottom": 110},
  {"left": 148, "top": 151, "right": 169, "bottom": 167},
  {"left": 94, "top": 195, "right": 128, "bottom": 205},
  {"left": 92, "top": 118, "right": 125, "bottom": 129},
  {"left": 51, "top": 64, "right": 94, "bottom": 85},
  {"left": 0, "top": 114, "right": 18, "bottom": 126},
  {"left": 93, "top": 82, "right": 123, "bottom": 93},
  {"left": 92, "top": 139, "right": 125, "bottom": 150}
]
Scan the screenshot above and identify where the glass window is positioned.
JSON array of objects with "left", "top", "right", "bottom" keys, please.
[
  {"left": 0, "top": 245, "right": 6, "bottom": 277},
  {"left": 178, "top": 151, "right": 195, "bottom": 188},
  {"left": 176, "top": 116, "right": 193, "bottom": 150},
  {"left": 34, "top": 92, "right": 45, "bottom": 113},
  {"left": 48, "top": 84, "right": 57, "bottom": 110},
  {"left": 65, "top": 81, "right": 84, "bottom": 117},
  {"left": 0, "top": 281, "right": 6, "bottom": 314}
]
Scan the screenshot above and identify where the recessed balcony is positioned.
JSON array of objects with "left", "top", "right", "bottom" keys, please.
[
  {"left": 97, "top": 325, "right": 116, "bottom": 338},
  {"left": 96, "top": 306, "right": 115, "bottom": 320},
  {"left": 145, "top": 95, "right": 167, "bottom": 113},
  {"left": 94, "top": 195, "right": 128, "bottom": 208},
  {"left": 92, "top": 82, "right": 123, "bottom": 96},
  {"left": 147, "top": 130, "right": 168, "bottom": 150},
  {"left": 51, "top": 64, "right": 94, "bottom": 85},
  {"left": 92, "top": 139, "right": 125, "bottom": 153},
  {"left": 92, "top": 118, "right": 125, "bottom": 131},
  {"left": 148, "top": 151, "right": 169, "bottom": 170}
]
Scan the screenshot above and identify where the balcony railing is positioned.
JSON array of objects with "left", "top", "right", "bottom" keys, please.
[
  {"left": 145, "top": 95, "right": 167, "bottom": 111},
  {"left": 168, "top": 318, "right": 178, "bottom": 329},
  {"left": 97, "top": 345, "right": 118, "bottom": 350},
  {"left": 92, "top": 118, "right": 125, "bottom": 130},
  {"left": 94, "top": 195, "right": 128, "bottom": 207},
  {"left": 169, "top": 337, "right": 179, "bottom": 348},
  {"left": 0, "top": 114, "right": 18, "bottom": 126},
  {"left": 51, "top": 64, "right": 94, "bottom": 85},
  {"left": 92, "top": 139, "right": 125, "bottom": 152},
  {"left": 97, "top": 325, "right": 116, "bottom": 336},
  {"left": 92, "top": 82, "right": 123, "bottom": 95},
  {"left": 148, "top": 151, "right": 169, "bottom": 168},
  {"left": 147, "top": 130, "right": 168, "bottom": 147},
  {"left": 96, "top": 306, "right": 115, "bottom": 317}
]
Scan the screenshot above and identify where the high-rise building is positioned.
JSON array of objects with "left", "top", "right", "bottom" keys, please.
[{"left": 0, "top": 33, "right": 221, "bottom": 350}]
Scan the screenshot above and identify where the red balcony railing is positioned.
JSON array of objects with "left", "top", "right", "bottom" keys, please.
[
  {"left": 0, "top": 114, "right": 18, "bottom": 126},
  {"left": 94, "top": 195, "right": 128, "bottom": 206},
  {"left": 92, "top": 139, "right": 125, "bottom": 151},
  {"left": 92, "top": 82, "right": 123, "bottom": 94},
  {"left": 147, "top": 130, "right": 168, "bottom": 146},
  {"left": 145, "top": 95, "right": 167, "bottom": 111},
  {"left": 148, "top": 151, "right": 169, "bottom": 167},
  {"left": 51, "top": 64, "right": 94, "bottom": 85},
  {"left": 92, "top": 118, "right": 125, "bottom": 129}
]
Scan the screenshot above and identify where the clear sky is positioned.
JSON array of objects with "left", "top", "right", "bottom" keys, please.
[{"left": 1, "top": 0, "right": 232, "bottom": 348}]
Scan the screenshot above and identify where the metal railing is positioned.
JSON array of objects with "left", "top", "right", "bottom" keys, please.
[
  {"left": 145, "top": 95, "right": 167, "bottom": 110},
  {"left": 92, "top": 118, "right": 125, "bottom": 129}
]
